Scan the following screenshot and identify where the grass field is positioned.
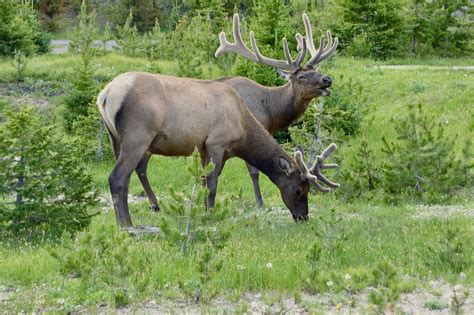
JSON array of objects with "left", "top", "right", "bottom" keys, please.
[{"left": 0, "top": 53, "right": 473, "bottom": 313}]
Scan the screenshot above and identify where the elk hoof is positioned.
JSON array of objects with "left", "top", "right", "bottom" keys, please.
[
  {"left": 292, "top": 214, "right": 309, "bottom": 222},
  {"left": 150, "top": 204, "right": 160, "bottom": 212}
]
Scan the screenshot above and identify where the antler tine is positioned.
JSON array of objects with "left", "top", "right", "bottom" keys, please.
[
  {"left": 294, "top": 37, "right": 307, "bottom": 67},
  {"left": 295, "top": 33, "right": 304, "bottom": 52},
  {"left": 216, "top": 14, "right": 305, "bottom": 72},
  {"left": 215, "top": 14, "right": 257, "bottom": 61},
  {"left": 282, "top": 38, "right": 293, "bottom": 66},
  {"left": 302, "top": 13, "right": 339, "bottom": 67},
  {"left": 309, "top": 143, "right": 340, "bottom": 189},
  {"left": 307, "top": 36, "right": 325, "bottom": 67},
  {"left": 250, "top": 31, "right": 297, "bottom": 71},
  {"left": 294, "top": 151, "right": 331, "bottom": 193},
  {"left": 283, "top": 37, "right": 307, "bottom": 69},
  {"left": 302, "top": 13, "right": 316, "bottom": 55}
]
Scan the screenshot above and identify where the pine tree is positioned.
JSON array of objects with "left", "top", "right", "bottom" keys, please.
[
  {"left": 380, "top": 103, "right": 467, "bottom": 202},
  {"left": 0, "top": 107, "right": 98, "bottom": 239},
  {"left": 337, "top": 0, "right": 405, "bottom": 59}
]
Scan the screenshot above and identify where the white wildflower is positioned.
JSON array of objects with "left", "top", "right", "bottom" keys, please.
[
  {"left": 326, "top": 280, "right": 333, "bottom": 287},
  {"left": 266, "top": 262, "right": 273, "bottom": 269},
  {"left": 344, "top": 273, "right": 352, "bottom": 281}
]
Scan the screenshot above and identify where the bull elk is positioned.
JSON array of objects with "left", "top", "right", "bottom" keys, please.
[
  {"left": 97, "top": 72, "right": 338, "bottom": 229},
  {"left": 131, "top": 13, "right": 340, "bottom": 209},
  {"left": 215, "top": 13, "right": 339, "bottom": 206}
]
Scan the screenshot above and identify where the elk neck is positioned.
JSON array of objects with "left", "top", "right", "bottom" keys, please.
[
  {"left": 257, "top": 82, "right": 313, "bottom": 133},
  {"left": 217, "top": 77, "right": 313, "bottom": 133},
  {"left": 234, "top": 114, "right": 294, "bottom": 187}
]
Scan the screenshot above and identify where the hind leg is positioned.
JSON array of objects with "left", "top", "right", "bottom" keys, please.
[
  {"left": 108, "top": 131, "right": 120, "bottom": 161},
  {"left": 135, "top": 153, "right": 160, "bottom": 212},
  {"left": 109, "top": 138, "right": 153, "bottom": 229}
]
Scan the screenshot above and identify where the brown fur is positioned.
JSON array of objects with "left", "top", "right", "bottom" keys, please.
[{"left": 98, "top": 72, "right": 311, "bottom": 228}]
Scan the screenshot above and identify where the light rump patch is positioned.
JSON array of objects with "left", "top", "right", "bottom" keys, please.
[{"left": 97, "top": 72, "right": 136, "bottom": 138}]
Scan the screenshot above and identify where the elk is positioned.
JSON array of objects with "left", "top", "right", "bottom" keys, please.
[
  {"left": 97, "top": 72, "right": 338, "bottom": 229},
  {"left": 130, "top": 13, "right": 340, "bottom": 209},
  {"left": 215, "top": 13, "right": 339, "bottom": 207}
]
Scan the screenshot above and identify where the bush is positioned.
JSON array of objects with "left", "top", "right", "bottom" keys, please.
[
  {"left": 0, "top": 107, "right": 98, "bottom": 240},
  {"left": 380, "top": 103, "right": 470, "bottom": 203},
  {"left": 50, "top": 223, "right": 152, "bottom": 307},
  {"left": 0, "top": 0, "right": 50, "bottom": 57}
]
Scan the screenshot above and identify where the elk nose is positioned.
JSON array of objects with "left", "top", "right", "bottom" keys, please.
[{"left": 322, "top": 76, "right": 332, "bottom": 86}]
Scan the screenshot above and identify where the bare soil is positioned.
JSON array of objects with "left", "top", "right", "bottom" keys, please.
[{"left": 87, "top": 281, "right": 473, "bottom": 314}]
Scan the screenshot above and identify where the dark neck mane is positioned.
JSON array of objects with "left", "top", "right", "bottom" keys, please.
[{"left": 235, "top": 114, "right": 290, "bottom": 185}]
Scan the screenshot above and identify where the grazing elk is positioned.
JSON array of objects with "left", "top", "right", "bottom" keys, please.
[
  {"left": 97, "top": 70, "right": 339, "bottom": 229},
  {"left": 131, "top": 13, "right": 340, "bottom": 209}
]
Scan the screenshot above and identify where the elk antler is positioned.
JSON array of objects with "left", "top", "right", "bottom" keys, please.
[
  {"left": 215, "top": 14, "right": 307, "bottom": 72},
  {"left": 296, "top": 13, "right": 339, "bottom": 67},
  {"left": 294, "top": 143, "right": 340, "bottom": 193}
]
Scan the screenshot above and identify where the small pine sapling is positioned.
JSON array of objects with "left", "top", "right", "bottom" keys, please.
[
  {"left": 116, "top": 9, "right": 142, "bottom": 57},
  {"left": 159, "top": 149, "right": 233, "bottom": 302},
  {"left": 340, "top": 116, "right": 381, "bottom": 201},
  {"left": 306, "top": 207, "right": 348, "bottom": 293},
  {"left": 63, "top": 0, "right": 98, "bottom": 132},
  {"left": 11, "top": 50, "right": 28, "bottom": 83},
  {"left": 50, "top": 224, "right": 153, "bottom": 307},
  {"left": 368, "top": 260, "right": 401, "bottom": 314},
  {"left": 380, "top": 103, "right": 467, "bottom": 203}
]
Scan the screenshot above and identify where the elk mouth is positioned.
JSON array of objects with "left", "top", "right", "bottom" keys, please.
[{"left": 318, "top": 86, "right": 331, "bottom": 96}]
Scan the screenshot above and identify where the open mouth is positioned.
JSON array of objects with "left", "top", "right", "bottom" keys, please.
[{"left": 319, "top": 86, "right": 331, "bottom": 96}]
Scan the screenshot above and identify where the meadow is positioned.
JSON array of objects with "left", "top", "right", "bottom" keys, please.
[{"left": 0, "top": 54, "right": 473, "bottom": 313}]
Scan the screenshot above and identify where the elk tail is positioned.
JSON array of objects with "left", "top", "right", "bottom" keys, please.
[{"left": 97, "top": 84, "right": 119, "bottom": 139}]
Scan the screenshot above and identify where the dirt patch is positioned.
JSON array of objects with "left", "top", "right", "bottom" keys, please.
[
  {"left": 0, "top": 82, "right": 57, "bottom": 112},
  {"left": 94, "top": 281, "right": 473, "bottom": 314},
  {"left": 376, "top": 65, "right": 474, "bottom": 71},
  {"left": 412, "top": 204, "right": 474, "bottom": 220}
]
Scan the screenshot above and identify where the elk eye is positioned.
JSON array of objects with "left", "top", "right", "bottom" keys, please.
[
  {"left": 298, "top": 75, "right": 308, "bottom": 83},
  {"left": 295, "top": 188, "right": 302, "bottom": 195}
]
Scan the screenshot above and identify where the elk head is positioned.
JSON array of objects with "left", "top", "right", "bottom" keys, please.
[
  {"left": 280, "top": 144, "right": 340, "bottom": 221},
  {"left": 215, "top": 13, "right": 339, "bottom": 99}
]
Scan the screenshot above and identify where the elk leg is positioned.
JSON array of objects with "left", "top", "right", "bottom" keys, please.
[
  {"left": 108, "top": 132, "right": 120, "bottom": 160},
  {"left": 109, "top": 142, "right": 151, "bottom": 229},
  {"left": 203, "top": 150, "right": 225, "bottom": 209},
  {"left": 246, "top": 162, "right": 264, "bottom": 208},
  {"left": 135, "top": 153, "right": 160, "bottom": 212}
]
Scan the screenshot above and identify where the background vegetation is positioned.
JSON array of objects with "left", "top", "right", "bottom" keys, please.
[{"left": 0, "top": 0, "right": 473, "bottom": 312}]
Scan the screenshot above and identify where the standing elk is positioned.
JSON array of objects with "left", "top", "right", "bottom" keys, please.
[
  {"left": 215, "top": 14, "right": 339, "bottom": 207},
  {"left": 130, "top": 13, "right": 340, "bottom": 210},
  {"left": 98, "top": 71, "right": 338, "bottom": 229}
]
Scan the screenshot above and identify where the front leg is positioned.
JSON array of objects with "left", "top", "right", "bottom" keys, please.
[
  {"left": 202, "top": 148, "right": 225, "bottom": 209},
  {"left": 246, "top": 162, "right": 264, "bottom": 208}
]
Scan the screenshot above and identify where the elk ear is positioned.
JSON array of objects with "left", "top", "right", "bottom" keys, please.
[{"left": 279, "top": 156, "right": 294, "bottom": 176}]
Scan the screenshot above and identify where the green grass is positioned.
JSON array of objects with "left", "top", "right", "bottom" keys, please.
[
  {"left": 0, "top": 53, "right": 473, "bottom": 312},
  {"left": 0, "top": 195, "right": 472, "bottom": 312}
]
